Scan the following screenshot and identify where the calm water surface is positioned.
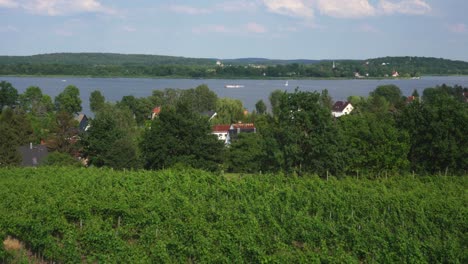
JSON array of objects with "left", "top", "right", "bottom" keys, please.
[{"left": 1, "top": 76, "right": 467, "bottom": 116}]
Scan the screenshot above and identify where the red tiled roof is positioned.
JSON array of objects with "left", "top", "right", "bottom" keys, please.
[
  {"left": 232, "top": 123, "right": 255, "bottom": 129},
  {"left": 212, "top": 125, "right": 231, "bottom": 132},
  {"left": 152, "top": 106, "right": 161, "bottom": 115}
]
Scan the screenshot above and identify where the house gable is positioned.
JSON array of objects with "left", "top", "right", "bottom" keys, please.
[{"left": 332, "top": 101, "right": 354, "bottom": 117}]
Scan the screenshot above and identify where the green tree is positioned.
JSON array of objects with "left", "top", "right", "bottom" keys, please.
[
  {"left": 44, "top": 151, "right": 83, "bottom": 167},
  {"left": 0, "top": 81, "right": 18, "bottom": 111},
  {"left": 54, "top": 85, "right": 82, "bottom": 115},
  {"left": 82, "top": 104, "right": 140, "bottom": 169},
  {"left": 320, "top": 89, "right": 334, "bottom": 110},
  {"left": 370, "top": 84, "right": 404, "bottom": 109},
  {"left": 141, "top": 102, "right": 224, "bottom": 172},
  {"left": 274, "top": 89, "right": 342, "bottom": 175},
  {"left": 225, "top": 133, "right": 264, "bottom": 173},
  {"left": 0, "top": 108, "right": 33, "bottom": 166},
  {"left": 47, "top": 111, "right": 79, "bottom": 154},
  {"left": 180, "top": 84, "right": 218, "bottom": 113},
  {"left": 214, "top": 98, "right": 244, "bottom": 124},
  {"left": 89, "top": 90, "right": 105, "bottom": 113},
  {"left": 255, "top": 100, "right": 267, "bottom": 114},
  {"left": 338, "top": 113, "right": 410, "bottom": 175},
  {"left": 19, "top": 86, "right": 54, "bottom": 116},
  {"left": 269, "top": 89, "right": 284, "bottom": 117},
  {"left": 399, "top": 92, "right": 467, "bottom": 174},
  {"left": 117, "top": 95, "right": 152, "bottom": 126}
]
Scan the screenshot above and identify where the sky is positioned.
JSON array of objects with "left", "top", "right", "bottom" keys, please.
[{"left": 0, "top": 0, "right": 467, "bottom": 61}]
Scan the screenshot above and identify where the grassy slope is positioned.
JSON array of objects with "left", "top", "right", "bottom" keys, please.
[{"left": 0, "top": 167, "right": 466, "bottom": 263}]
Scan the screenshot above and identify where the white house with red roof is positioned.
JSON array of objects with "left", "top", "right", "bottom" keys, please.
[
  {"left": 151, "top": 106, "right": 161, "bottom": 120},
  {"left": 212, "top": 124, "right": 231, "bottom": 144},
  {"left": 332, "top": 101, "right": 354, "bottom": 117},
  {"left": 212, "top": 122, "right": 256, "bottom": 145}
]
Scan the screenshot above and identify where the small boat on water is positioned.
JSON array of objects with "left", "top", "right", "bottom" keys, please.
[{"left": 225, "top": 84, "right": 244, "bottom": 88}]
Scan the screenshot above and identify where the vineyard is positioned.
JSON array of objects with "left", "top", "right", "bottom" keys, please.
[{"left": 0, "top": 167, "right": 466, "bottom": 263}]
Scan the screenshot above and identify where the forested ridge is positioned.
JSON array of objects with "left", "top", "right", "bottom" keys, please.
[
  {"left": 0, "top": 167, "right": 466, "bottom": 263},
  {"left": 0, "top": 53, "right": 467, "bottom": 78}
]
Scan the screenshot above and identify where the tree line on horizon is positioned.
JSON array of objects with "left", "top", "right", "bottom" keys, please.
[
  {"left": 1, "top": 54, "right": 468, "bottom": 78},
  {"left": 0, "top": 80, "right": 467, "bottom": 176}
]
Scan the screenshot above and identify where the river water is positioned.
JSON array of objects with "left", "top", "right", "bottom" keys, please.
[{"left": 1, "top": 76, "right": 467, "bottom": 116}]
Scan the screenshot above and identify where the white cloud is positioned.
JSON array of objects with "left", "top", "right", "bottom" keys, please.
[
  {"left": 1, "top": 0, "right": 115, "bottom": 16},
  {"left": 448, "top": 23, "right": 467, "bottom": 34},
  {"left": 379, "top": 0, "right": 431, "bottom": 15},
  {"left": 216, "top": 1, "right": 257, "bottom": 12},
  {"left": 356, "top": 23, "right": 380, "bottom": 33},
  {"left": 315, "top": 0, "right": 376, "bottom": 18},
  {"left": 0, "top": 0, "right": 18, "bottom": 8},
  {"left": 245, "top": 22, "right": 267, "bottom": 33},
  {"left": 169, "top": 5, "right": 210, "bottom": 15},
  {"left": 192, "top": 25, "right": 231, "bottom": 34},
  {"left": 0, "top": 25, "right": 19, "bottom": 32},
  {"left": 55, "top": 28, "right": 73, "bottom": 36},
  {"left": 122, "top": 26, "right": 136, "bottom": 33},
  {"left": 261, "top": 0, "right": 314, "bottom": 18}
]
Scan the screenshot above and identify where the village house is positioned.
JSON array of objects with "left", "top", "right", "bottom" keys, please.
[
  {"left": 151, "top": 106, "right": 161, "bottom": 120},
  {"left": 332, "top": 101, "right": 354, "bottom": 117},
  {"left": 212, "top": 124, "right": 231, "bottom": 145},
  {"left": 75, "top": 113, "right": 90, "bottom": 132},
  {"left": 211, "top": 122, "right": 256, "bottom": 145}
]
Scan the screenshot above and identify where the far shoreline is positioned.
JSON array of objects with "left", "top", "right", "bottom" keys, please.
[{"left": 2, "top": 74, "right": 468, "bottom": 81}]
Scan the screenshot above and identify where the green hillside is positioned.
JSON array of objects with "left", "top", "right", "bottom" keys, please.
[
  {"left": 0, "top": 53, "right": 216, "bottom": 66},
  {"left": 0, "top": 167, "right": 466, "bottom": 263},
  {"left": 0, "top": 53, "right": 467, "bottom": 77}
]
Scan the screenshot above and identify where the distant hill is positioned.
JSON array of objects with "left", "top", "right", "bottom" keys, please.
[
  {"left": 0, "top": 53, "right": 216, "bottom": 66},
  {"left": 223, "top": 58, "right": 321, "bottom": 65},
  {"left": 0, "top": 53, "right": 467, "bottom": 78}
]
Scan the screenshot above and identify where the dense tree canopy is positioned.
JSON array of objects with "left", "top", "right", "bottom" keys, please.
[
  {"left": 54, "top": 85, "right": 82, "bottom": 115},
  {"left": 89, "top": 90, "right": 106, "bottom": 113},
  {"left": 82, "top": 104, "right": 140, "bottom": 169},
  {"left": 0, "top": 81, "right": 18, "bottom": 111},
  {"left": 141, "top": 102, "right": 224, "bottom": 172},
  {"left": 399, "top": 86, "right": 468, "bottom": 174}
]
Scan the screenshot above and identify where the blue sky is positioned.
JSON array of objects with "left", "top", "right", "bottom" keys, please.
[{"left": 0, "top": 0, "right": 467, "bottom": 61}]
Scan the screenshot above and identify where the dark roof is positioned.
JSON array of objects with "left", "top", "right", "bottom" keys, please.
[
  {"left": 18, "top": 144, "right": 49, "bottom": 167},
  {"left": 75, "top": 113, "right": 88, "bottom": 132},
  {"left": 332, "top": 101, "right": 350, "bottom": 112}
]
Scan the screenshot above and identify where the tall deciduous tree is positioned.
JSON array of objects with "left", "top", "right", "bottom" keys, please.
[
  {"left": 255, "top": 100, "right": 267, "bottom": 114},
  {"left": 225, "top": 133, "right": 264, "bottom": 173},
  {"left": 399, "top": 89, "right": 467, "bottom": 174},
  {"left": 141, "top": 102, "right": 224, "bottom": 172},
  {"left": 214, "top": 98, "right": 244, "bottom": 124},
  {"left": 370, "top": 84, "right": 404, "bottom": 109},
  {"left": 0, "top": 108, "right": 33, "bottom": 166},
  {"left": 19, "top": 86, "right": 54, "bottom": 116},
  {"left": 55, "top": 85, "right": 82, "bottom": 115},
  {"left": 82, "top": 104, "right": 141, "bottom": 169},
  {"left": 269, "top": 89, "right": 284, "bottom": 117},
  {"left": 0, "top": 81, "right": 18, "bottom": 111},
  {"left": 89, "top": 90, "right": 105, "bottom": 113},
  {"left": 338, "top": 113, "right": 410, "bottom": 175},
  {"left": 274, "top": 89, "right": 342, "bottom": 176}
]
